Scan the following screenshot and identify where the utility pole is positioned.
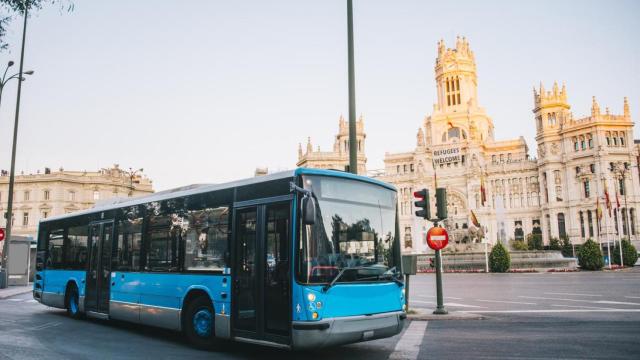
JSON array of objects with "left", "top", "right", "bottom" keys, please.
[
  {"left": 347, "top": 0, "right": 357, "bottom": 174},
  {"left": 2, "top": 3, "right": 29, "bottom": 289}
]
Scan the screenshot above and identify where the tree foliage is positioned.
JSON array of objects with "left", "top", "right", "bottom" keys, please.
[
  {"left": 612, "top": 239, "right": 638, "bottom": 267},
  {"left": 548, "top": 237, "right": 562, "bottom": 251},
  {"left": 0, "top": 0, "right": 73, "bottom": 51},
  {"left": 577, "top": 238, "right": 604, "bottom": 271},
  {"left": 560, "top": 236, "right": 573, "bottom": 258},
  {"left": 526, "top": 233, "right": 544, "bottom": 250},
  {"left": 489, "top": 242, "right": 510, "bottom": 273}
]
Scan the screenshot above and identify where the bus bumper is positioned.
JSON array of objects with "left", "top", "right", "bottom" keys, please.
[{"left": 291, "top": 311, "right": 405, "bottom": 349}]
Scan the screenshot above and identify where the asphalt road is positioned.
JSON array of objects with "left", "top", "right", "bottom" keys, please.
[{"left": 0, "top": 269, "right": 638, "bottom": 359}]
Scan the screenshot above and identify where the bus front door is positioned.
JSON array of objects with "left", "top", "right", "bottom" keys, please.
[
  {"left": 85, "top": 221, "right": 113, "bottom": 315},
  {"left": 233, "top": 201, "right": 291, "bottom": 345}
]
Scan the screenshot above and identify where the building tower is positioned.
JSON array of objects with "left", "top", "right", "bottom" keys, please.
[
  {"left": 435, "top": 36, "right": 478, "bottom": 113},
  {"left": 533, "top": 82, "right": 570, "bottom": 137}
]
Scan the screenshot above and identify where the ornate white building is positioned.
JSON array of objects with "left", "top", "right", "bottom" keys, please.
[
  {"left": 379, "top": 37, "right": 638, "bottom": 252},
  {"left": 0, "top": 165, "right": 154, "bottom": 239},
  {"left": 297, "top": 37, "right": 639, "bottom": 253}
]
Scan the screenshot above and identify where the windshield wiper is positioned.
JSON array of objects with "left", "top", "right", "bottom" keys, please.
[{"left": 322, "top": 266, "right": 363, "bottom": 293}]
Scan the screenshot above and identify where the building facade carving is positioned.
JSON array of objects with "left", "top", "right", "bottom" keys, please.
[{"left": 0, "top": 165, "right": 154, "bottom": 239}]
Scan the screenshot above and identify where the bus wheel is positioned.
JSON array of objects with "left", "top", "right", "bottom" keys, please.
[
  {"left": 184, "top": 296, "right": 216, "bottom": 349},
  {"left": 65, "top": 285, "right": 81, "bottom": 319}
]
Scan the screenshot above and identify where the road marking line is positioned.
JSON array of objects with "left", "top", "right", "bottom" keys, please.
[
  {"left": 7, "top": 299, "right": 23, "bottom": 302},
  {"left": 476, "top": 299, "right": 537, "bottom": 305},
  {"left": 460, "top": 309, "right": 640, "bottom": 314},
  {"left": 29, "top": 322, "right": 62, "bottom": 331},
  {"left": 388, "top": 321, "right": 427, "bottom": 360},
  {"left": 521, "top": 295, "right": 640, "bottom": 306},
  {"left": 597, "top": 300, "right": 640, "bottom": 306},
  {"left": 445, "top": 302, "right": 485, "bottom": 308},
  {"left": 26, "top": 299, "right": 37, "bottom": 303},
  {"left": 551, "top": 304, "right": 616, "bottom": 310},
  {"left": 625, "top": 296, "right": 640, "bottom": 299},
  {"left": 415, "top": 295, "right": 462, "bottom": 300},
  {"left": 544, "top": 292, "right": 602, "bottom": 297}
]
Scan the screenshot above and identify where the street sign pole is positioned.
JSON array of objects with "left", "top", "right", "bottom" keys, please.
[{"left": 433, "top": 248, "right": 447, "bottom": 314}]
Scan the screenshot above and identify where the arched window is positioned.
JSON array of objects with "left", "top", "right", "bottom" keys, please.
[
  {"left": 606, "top": 132, "right": 611, "bottom": 146},
  {"left": 587, "top": 134, "right": 593, "bottom": 148},
  {"left": 580, "top": 136, "right": 586, "bottom": 150},
  {"left": 573, "top": 138, "right": 579, "bottom": 152},
  {"left": 557, "top": 213, "right": 566, "bottom": 238}
]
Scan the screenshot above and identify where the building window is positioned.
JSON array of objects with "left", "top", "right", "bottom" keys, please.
[
  {"left": 581, "top": 137, "right": 586, "bottom": 150},
  {"left": 573, "top": 138, "right": 579, "bottom": 152},
  {"left": 43, "top": 190, "right": 50, "bottom": 201},
  {"left": 396, "top": 165, "right": 400, "bottom": 174},
  {"left": 575, "top": 167, "right": 580, "bottom": 176},
  {"left": 620, "top": 132, "right": 625, "bottom": 146},
  {"left": 587, "top": 210, "right": 594, "bottom": 238},
  {"left": 410, "top": 164, "right": 414, "bottom": 172},
  {"left": 631, "top": 208, "right": 636, "bottom": 235},
  {"left": 24, "top": 190, "right": 30, "bottom": 201},
  {"left": 622, "top": 208, "right": 628, "bottom": 236},
  {"left": 587, "top": 135, "right": 593, "bottom": 148},
  {"left": 590, "top": 164, "right": 595, "bottom": 173},
  {"left": 613, "top": 137, "right": 618, "bottom": 146},
  {"left": 579, "top": 211, "right": 585, "bottom": 238},
  {"left": 583, "top": 180, "right": 590, "bottom": 198},
  {"left": 42, "top": 211, "right": 49, "bottom": 219},
  {"left": 68, "top": 191, "right": 76, "bottom": 201},
  {"left": 22, "top": 212, "right": 29, "bottom": 226},
  {"left": 557, "top": 213, "right": 566, "bottom": 238},
  {"left": 93, "top": 191, "right": 100, "bottom": 201},
  {"left": 619, "top": 178, "right": 626, "bottom": 196}
]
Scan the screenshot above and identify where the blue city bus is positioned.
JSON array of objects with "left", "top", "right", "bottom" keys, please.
[{"left": 34, "top": 168, "right": 405, "bottom": 349}]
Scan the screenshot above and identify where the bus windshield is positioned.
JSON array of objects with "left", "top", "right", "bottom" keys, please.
[{"left": 298, "top": 175, "right": 400, "bottom": 284}]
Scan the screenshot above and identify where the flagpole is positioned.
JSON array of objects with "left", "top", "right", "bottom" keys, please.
[
  {"left": 614, "top": 178, "right": 624, "bottom": 267},
  {"left": 602, "top": 177, "right": 612, "bottom": 269},
  {"left": 604, "top": 204, "right": 612, "bottom": 269}
]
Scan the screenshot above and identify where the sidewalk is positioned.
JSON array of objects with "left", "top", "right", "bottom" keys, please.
[{"left": 0, "top": 284, "right": 33, "bottom": 299}]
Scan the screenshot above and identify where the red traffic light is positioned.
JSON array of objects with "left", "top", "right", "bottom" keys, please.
[
  {"left": 0, "top": 228, "right": 5, "bottom": 242},
  {"left": 413, "top": 189, "right": 430, "bottom": 219}
]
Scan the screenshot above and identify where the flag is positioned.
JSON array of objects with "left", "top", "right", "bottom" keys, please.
[
  {"left": 480, "top": 175, "right": 487, "bottom": 206},
  {"left": 596, "top": 197, "right": 603, "bottom": 221},
  {"left": 616, "top": 190, "right": 621, "bottom": 209},
  {"left": 470, "top": 210, "right": 480, "bottom": 228},
  {"left": 604, "top": 183, "right": 612, "bottom": 217}
]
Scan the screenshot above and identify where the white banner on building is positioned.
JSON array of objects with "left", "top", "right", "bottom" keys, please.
[{"left": 432, "top": 147, "right": 461, "bottom": 165}]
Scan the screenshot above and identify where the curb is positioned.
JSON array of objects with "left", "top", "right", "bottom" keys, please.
[
  {"left": 0, "top": 286, "right": 32, "bottom": 300},
  {"left": 407, "top": 310, "right": 484, "bottom": 321}
]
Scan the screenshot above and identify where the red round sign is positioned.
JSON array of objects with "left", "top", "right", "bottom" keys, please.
[
  {"left": 0, "top": 228, "right": 5, "bottom": 242},
  {"left": 426, "top": 226, "right": 449, "bottom": 250}
]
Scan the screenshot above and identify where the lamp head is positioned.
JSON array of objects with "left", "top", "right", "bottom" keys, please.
[
  {"left": 24, "top": 70, "right": 34, "bottom": 75},
  {"left": 8, "top": 61, "right": 14, "bottom": 67}
]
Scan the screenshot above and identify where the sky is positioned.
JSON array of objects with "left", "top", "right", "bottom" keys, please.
[{"left": 0, "top": 0, "right": 638, "bottom": 191}]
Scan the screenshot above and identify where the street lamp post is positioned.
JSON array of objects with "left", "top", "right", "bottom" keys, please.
[
  {"left": 2, "top": 3, "right": 31, "bottom": 289},
  {"left": 126, "top": 167, "right": 144, "bottom": 196}
]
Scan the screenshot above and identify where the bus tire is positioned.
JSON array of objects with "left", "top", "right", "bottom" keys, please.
[
  {"left": 183, "top": 295, "right": 216, "bottom": 349},
  {"left": 65, "top": 284, "right": 81, "bottom": 319}
]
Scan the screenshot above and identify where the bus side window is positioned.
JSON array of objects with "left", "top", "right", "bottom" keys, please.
[
  {"left": 116, "top": 213, "right": 143, "bottom": 272},
  {"left": 66, "top": 225, "right": 89, "bottom": 270},
  {"left": 47, "top": 230, "right": 65, "bottom": 269},
  {"left": 184, "top": 206, "right": 230, "bottom": 272}
]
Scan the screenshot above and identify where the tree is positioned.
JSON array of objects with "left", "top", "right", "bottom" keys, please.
[
  {"left": 489, "top": 242, "right": 510, "bottom": 273},
  {"left": 560, "top": 236, "right": 573, "bottom": 258},
  {"left": 612, "top": 239, "right": 638, "bottom": 267},
  {"left": 577, "top": 238, "right": 604, "bottom": 271},
  {"left": 548, "top": 237, "right": 562, "bottom": 251},
  {"left": 526, "top": 233, "right": 543, "bottom": 250},
  {"left": 0, "top": 0, "right": 73, "bottom": 51}
]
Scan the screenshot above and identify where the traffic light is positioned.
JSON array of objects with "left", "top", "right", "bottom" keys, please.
[
  {"left": 435, "top": 187, "right": 447, "bottom": 220},
  {"left": 413, "top": 188, "right": 430, "bottom": 219}
]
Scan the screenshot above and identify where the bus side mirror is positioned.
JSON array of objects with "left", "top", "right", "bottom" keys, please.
[{"left": 302, "top": 195, "right": 316, "bottom": 225}]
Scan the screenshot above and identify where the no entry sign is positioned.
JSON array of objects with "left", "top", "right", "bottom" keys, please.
[
  {"left": 426, "top": 226, "right": 449, "bottom": 251},
  {"left": 0, "top": 228, "right": 5, "bottom": 242}
]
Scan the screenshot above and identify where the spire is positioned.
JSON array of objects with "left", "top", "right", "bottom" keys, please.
[
  {"left": 539, "top": 82, "right": 545, "bottom": 96},
  {"left": 552, "top": 81, "right": 559, "bottom": 96},
  {"left": 306, "top": 137, "right": 313, "bottom": 154},
  {"left": 624, "top": 97, "right": 630, "bottom": 118},
  {"left": 298, "top": 143, "right": 303, "bottom": 159},
  {"left": 591, "top": 96, "right": 600, "bottom": 117}
]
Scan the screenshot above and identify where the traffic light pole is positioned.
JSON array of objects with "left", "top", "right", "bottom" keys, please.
[{"left": 432, "top": 220, "right": 448, "bottom": 315}]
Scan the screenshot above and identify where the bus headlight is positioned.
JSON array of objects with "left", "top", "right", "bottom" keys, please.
[
  {"left": 312, "top": 312, "right": 319, "bottom": 319},
  {"left": 307, "top": 293, "right": 316, "bottom": 302}
]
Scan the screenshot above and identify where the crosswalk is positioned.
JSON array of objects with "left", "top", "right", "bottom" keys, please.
[{"left": 1, "top": 298, "right": 37, "bottom": 303}]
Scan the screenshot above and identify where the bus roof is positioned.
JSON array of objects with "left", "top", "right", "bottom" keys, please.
[{"left": 41, "top": 168, "right": 395, "bottom": 223}]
